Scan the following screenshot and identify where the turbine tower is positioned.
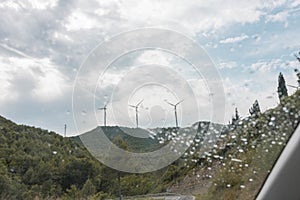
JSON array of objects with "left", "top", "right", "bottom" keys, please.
[
  {"left": 64, "top": 124, "right": 67, "bottom": 137},
  {"left": 98, "top": 104, "right": 107, "bottom": 127},
  {"left": 294, "top": 52, "right": 300, "bottom": 62},
  {"left": 129, "top": 99, "right": 143, "bottom": 128},
  {"left": 165, "top": 99, "right": 184, "bottom": 127}
]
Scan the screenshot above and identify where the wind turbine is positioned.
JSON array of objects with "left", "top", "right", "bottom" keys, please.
[
  {"left": 165, "top": 99, "right": 184, "bottom": 128},
  {"left": 98, "top": 103, "right": 108, "bottom": 127},
  {"left": 129, "top": 99, "right": 143, "bottom": 128}
]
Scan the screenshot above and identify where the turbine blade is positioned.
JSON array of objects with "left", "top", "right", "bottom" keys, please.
[
  {"left": 288, "top": 84, "right": 298, "bottom": 89},
  {"left": 175, "top": 99, "right": 184, "bottom": 106},
  {"left": 136, "top": 99, "right": 144, "bottom": 107},
  {"left": 164, "top": 99, "right": 175, "bottom": 106}
]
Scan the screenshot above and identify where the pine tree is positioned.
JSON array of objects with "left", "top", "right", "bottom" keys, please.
[
  {"left": 231, "top": 108, "right": 240, "bottom": 124},
  {"left": 294, "top": 52, "right": 300, "bottom": 87},
  {"left": 249, "top": 100, "right": 261, "bottom": 117},
  {"left": 277, "top": 72, "right": 288, "bottom": 102},
  {"left": 294, "top": 69, "right": 300, "bottom": 87}
]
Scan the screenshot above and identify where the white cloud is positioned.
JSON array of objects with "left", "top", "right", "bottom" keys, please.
[
  {"left": 265, "top": 10, "right": 290, "bottom": 26},
  {"left": 250, "top": 59, "right": 294, "bottom": 72},
  {"left": 26, "top": 0, "right": 58, "bottom": 10},
  {"left": 119, "top": 0, "right": 265, "bottom": 33},
  {"left": 218, "top": 61, "right": 238, "bottom": 69},
  {"left": 100, "top": 71, "right": 124, "bottom": 88},
  {"left": 53, "top": 31, "right": 73, "bottom": 42},
  {"left": 290, "top": 0, "right": 300, "bottom": 7},
  {"left": 133, "top": 50, "right": 172, "bottom": 66},
  {"left": 220, "top": 34, "right": 249, "bottom": 44},
  {"left": 0, "top": 55, "right": 70, "bottom": 103},
  {"left": 65, "top": 9, "right": 102, "bottom": 31},
  {"left": 0, "top": 1, "right": 22, "bottom": 10},
  {"left": 32, "top": 59, "right": 70, "bottom": 101},
  {"left": 0, "top": 0, "right": 58, "bottom": 10}
]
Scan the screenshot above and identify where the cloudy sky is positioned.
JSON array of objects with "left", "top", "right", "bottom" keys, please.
[{"left": 0, "top": 0, "right": 300, "bottom": 136}]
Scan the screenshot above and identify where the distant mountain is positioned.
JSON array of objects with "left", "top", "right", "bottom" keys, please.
[
  {"left": 73, "top": 126, "right": 163, "bottom": 152},
  {"left": 72, "top": 121, "right": 228, "bottom": 154}
]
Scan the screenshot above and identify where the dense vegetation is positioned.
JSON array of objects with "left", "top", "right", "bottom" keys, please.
[
  {"left": 0, "top": 116, "right": 196, "bottom": 199},
  {"left": 193, "top": 90, "right": 300, "bottom": 199},
  {"left": 0, "top": 117, "right": 104, "bottom": 199}
]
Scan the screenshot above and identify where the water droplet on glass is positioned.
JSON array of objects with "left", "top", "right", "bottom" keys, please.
[{"left": 271, "top": 141, "right": 276, "bottom": 145}]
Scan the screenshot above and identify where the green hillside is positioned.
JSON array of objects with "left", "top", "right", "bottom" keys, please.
[
  {"left": 0, "top": 112, "right": 227, "bottom": 199},
  {"left": 0, "top": 116, "right": 105, "bottom": 199},
  {"left": 173, "top": 90, "right": 300, "bottom": 199},
  {"left": 0, "top": 116, "right": 194, "bottom": 199}
]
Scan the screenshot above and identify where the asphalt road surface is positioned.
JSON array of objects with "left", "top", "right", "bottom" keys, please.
[{"left": 156, "top": 195, "right": 195, "bottom": 200}]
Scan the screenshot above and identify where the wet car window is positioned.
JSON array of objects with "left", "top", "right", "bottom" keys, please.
[{"left": 0, "top": 1, "right": 299, "bottom": 199}]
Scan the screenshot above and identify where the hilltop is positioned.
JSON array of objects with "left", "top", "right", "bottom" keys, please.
[{"left": 72, "top": 121, "right": 227, "bottom": 153}]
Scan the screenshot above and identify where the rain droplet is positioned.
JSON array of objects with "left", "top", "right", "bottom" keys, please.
[{"left": 271, "top": 141, "right": 276, "bottom": 145}]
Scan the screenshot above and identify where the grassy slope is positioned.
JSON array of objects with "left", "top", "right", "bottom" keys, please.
[{"left": 187, "top": 91, "right": 300, "bottom": 199}]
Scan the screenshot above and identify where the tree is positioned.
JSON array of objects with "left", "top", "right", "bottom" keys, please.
[
  {"left": 294, "top": 69, "right": 300, "bottom": 87},
  {"left": 65, "top": 185, "right": 80, "bottom": 199},
  {"left": 231, "top": 108, "right": 240, "bottom": 125},
  {"left": 294, "top": 52, "right": 300, "bottom": 87},
  {"left": 277, "top": 72, "right": 288, "bottom": 102},
  {"left": 81, "top": 179, "right": 96, "bottom": 198},
  {"left": 249, "top": 100, "right": 261, "bottom": 117}
]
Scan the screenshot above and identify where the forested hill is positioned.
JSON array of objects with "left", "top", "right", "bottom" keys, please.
[
  {"left": 0, "top": 113, "right": 226, "bottom": 199},
  {"left": 0, "top": 116, "right": 107, "bottom": 199}
]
